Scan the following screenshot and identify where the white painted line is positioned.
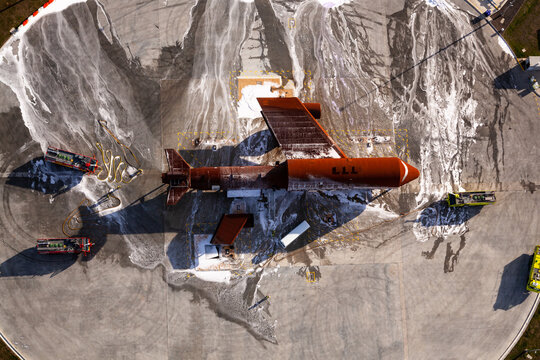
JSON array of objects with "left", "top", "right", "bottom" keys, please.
[
  {"left": 400, "top": 160, "right": 409, "bottom": 184},
  {"left": 398, "top": 241, "right": 409, "bottom": 360},
  {"left": 498, "top": 292, "right": 540, "bottom": 360},
  {"left": 0, "top": 330, "right": 25, "bottom": 360}
]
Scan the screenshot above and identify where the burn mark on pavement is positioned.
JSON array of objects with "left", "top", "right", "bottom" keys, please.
[
  {"left": 520, "top": 180, "right": 538, "bottom": 194},
  {"left": 421, "top": 237, "right": 444, "bottom": 260},
  {"left": 444, "top": 235, "right": 466, "bottom": 273},
  {"left": 171, "top": 277, "right": 277, "bottom": 345}
]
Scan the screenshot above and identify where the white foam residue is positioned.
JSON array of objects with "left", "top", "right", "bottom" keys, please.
[
  {"left": 237, "top": 82, "right": 280, "bottom": 119},
  {"left": 12, "top": 0, "right": 88, "bottom": 38},
  {"left": 412, "top": 202, "right": 470, "bottom": 242},
  {"left": 193, "top": 271, "right": 231, "bottom": 283},
  {"left": 71, "top": 175, "right": 99, "bottom": 204},
  {"left": 239, "top": 153, "right": 265, "bottom": 164},
  {"left": 425, "top": 0, "right": 448, "bottom": 8},
  {"left": 397, "top": 6, "right": 467, "bottom": 208},
  {"left": 364, "top": 203, "right": 399, "bottom": 219},
  {"left": 320, "top": 148, "right": 341, "bottom": 158},
  {"left": 497, "top": 36, "right": 514, "bottom": 56},
  {"left": 285, "top": 147, "right": 341, "bottom": 159},
  {"left": 414, "top": 82, "right": 479, "bottom": 206},
  {"left": 282, "top": 12, "right": 305, "bottom": 97},
  {"left": 413, "top": 220, "right": 468, "bottom": 243},
  {"left": 317, "top": 0, "right": 350, "bottom": 8},
  {"left": 0, "top": 0, "right": 99, "bottom": 154}
]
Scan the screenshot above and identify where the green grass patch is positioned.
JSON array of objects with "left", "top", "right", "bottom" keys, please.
[
  {"left": 506, "top": 298, "right": 540, "bottom": 359},
  {"left": 0, "top": 0, "right": 50, "bottom": 47},
  {"left": 503, "top": 0, "right": 540, "bottom": 57}
]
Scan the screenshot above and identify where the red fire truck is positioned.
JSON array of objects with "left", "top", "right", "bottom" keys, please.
[
  {"left": 36, "top": 238, "right": 93, "bottom": 255},
  {"left": 45, "top": 146, "right": 97, "bottom": 174}
]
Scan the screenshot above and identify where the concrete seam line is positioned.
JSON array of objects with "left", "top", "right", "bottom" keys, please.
[
  {"left": 498, "top": 293, "right": 540, "bottom": 360},
  {"left": 398, "top": 260, "right": 409, "bottom": 360},
  {"left": 0, "top": 330, "right": 25, "bottom": 360}
]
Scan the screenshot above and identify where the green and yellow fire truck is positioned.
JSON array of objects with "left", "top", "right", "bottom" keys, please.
[
  {"left": 446, "top": 191, "right": 496, "bottom": 207},
  {"left": 527, "top": 245, "right": 540, "bottom": 293}
]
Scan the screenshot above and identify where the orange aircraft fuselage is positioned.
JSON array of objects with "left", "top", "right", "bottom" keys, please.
[{"left": 162, "top": 150, "right": 419, "bottom": 205}]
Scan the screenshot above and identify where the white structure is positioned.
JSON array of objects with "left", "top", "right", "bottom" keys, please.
[
  {"left": 526, "top": 56, "right": 540, "bottom": 71},
  {"left": 194, "top": 234, "right": 224, "bottom": 269},
  {"left": 227, "top": 189, "right": 261, "bottom": 198},
  {"left": 280, "top": 221, "right": 310, "bottom": 248},
  {"left": 204, "top": 245, "right": 219, "bottom": 259}
]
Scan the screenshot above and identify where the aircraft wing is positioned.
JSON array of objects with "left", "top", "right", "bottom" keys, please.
[
  {"left": 163, "top": 149, "right": 191, "bottom": 206},
  {"left": 166, "top": 186, "right": 189, "bottom": 206},
  {"left": 257, "top": 97, "right": 347, "bottom": 159}
]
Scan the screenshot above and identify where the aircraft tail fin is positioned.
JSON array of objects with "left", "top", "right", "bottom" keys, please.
[
  {"left": 166, "top": 186, "right": 189, "bottom": 206},
  {"left": 165, "top": 149, "right": 191, "bottom": 173},
  {"left": 162, "top": 149, "right": 191, "bottom": 205}
]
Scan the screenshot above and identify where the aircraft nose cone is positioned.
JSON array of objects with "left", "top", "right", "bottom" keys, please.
[{"left": 400, "top": 161, "right": 420, "bottom": 185}]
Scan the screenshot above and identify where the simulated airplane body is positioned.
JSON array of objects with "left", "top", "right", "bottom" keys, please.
[{"left": 162, "top": 97, "right": 420, "bottom": 205}]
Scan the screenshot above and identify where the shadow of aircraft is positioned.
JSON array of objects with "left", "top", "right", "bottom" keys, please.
[
  {"left": 179, "top": 129, "right": 279, "bottom": 168},
  {"left": 493, "top": 62, "right": 537, "bottom": 98},
  {"left": 0, "top": 183, "right": 374, "bottom": 273},
  {"left": 165, "top": 189, "right": 372, "bottom": 267},
  {"left": 0, "top": 131, "right": 381, "bottom": 274},
  {"left": 6, "top": 157, "right": 84, "bottom": 196},
  {"left": 285, "top": 190, "right": 372, "bottom": 251},
  {"left": 102, "top": 192, "right": 165, "bottom": 236},
  {"left": 0, "top": 248, "right": 77, "bottom": 278},
  {"left": 407, "top": 200, "right": 483, "bottom": 227},
  {"left": 493, "top": 253, "right": 531, "bottom": 310},
  {"left": 167, "top": 130, "right": 375, "bottom": 266}
]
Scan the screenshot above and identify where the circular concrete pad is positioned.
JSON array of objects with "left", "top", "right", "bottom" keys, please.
[{"left": 0, "top": 0, "right": 539, "bottom": 359}]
